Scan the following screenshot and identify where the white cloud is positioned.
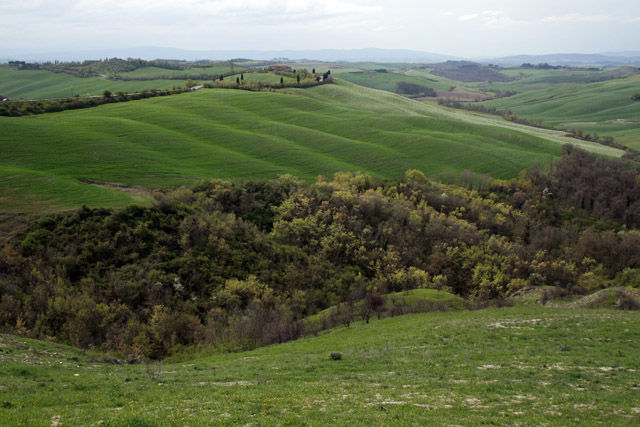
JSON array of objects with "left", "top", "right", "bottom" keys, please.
[
  {"left": 2, "top": 1, "right": 640, "bottom": 56},
  {"left": 0, "top": 0, "right": 389, "bottom": 52},
  {"left": 69, "top": 0, "right": 381, "bottom": 22},
  {"left": 458, "top": 10, "right": 519, "bottom": 28},
  {"left": 2, "top": 0, "right": 385, "bottom": 41},
  {"left": 459, "top": 13, "right": 478, "bottom": 21},
  {"left": 480, "top": 10, "right": 518, "bottom": 28},
  {"left": 541, "top": 13, "right": 610, "bottom": 24},
  {"left": 0, "top": 0, "right": 70, "bottom": 16}
]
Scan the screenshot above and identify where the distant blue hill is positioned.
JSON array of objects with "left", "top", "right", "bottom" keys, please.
[
  {"left": 2, "top": 47, "right": 638, "bottom": 66},
  {"left": 487, "top": 53, "right": 640, "bottom": 66},
  {"left": 0, "top": 47, "right": 459, "bottom": 63}
]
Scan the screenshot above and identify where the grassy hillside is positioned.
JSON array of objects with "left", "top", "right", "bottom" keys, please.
[
  {"left": 226, "top": 72, "right": 297, "bottom": 84},
  {"left": 6, "top": 63, "right": 635, "bottom": 150},
  {"left": 404, "top": 68, "right": 471, "bottom": 90},
  {"left": 337, "top": 70, "right": 443, "bottom": 93},
  {"left": 482, "top": 74, "right": 640, "bottom": 150},
  {"left": 0, "top": 68, "right": 186, "bottom": 100},
  {"left": 337, "top": 64, "right": 512, "bottom": 93},
  {"left": 0, "top": 80, "right": 622, "bottom": 212},
  {"left": 120, "top": 65, "right": 234, "bottom": 79},
  {"left": 0, "top": 168, "right": 150, "bottom": 212},
  {"left": 1, "top": 306, "right": 638, "bottom": 425},
  {"left": 325, "top": 64, "right": 640, "bottom": 150},
  {"left": 305, "top": 289, "right": 467, "bottom": 325}
]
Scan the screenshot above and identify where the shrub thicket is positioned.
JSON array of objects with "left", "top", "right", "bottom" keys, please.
[{"left": 1, "top": 147, "right": 639, "bottom": 358}]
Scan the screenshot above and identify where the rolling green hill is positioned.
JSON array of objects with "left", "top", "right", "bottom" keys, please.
[
  {"left": 0, "top": 80, "right": 622, "bottom": 212},
  {"left": 337, "top": 70, "right": 444, "bottom": 93},
  {"left": 320, "top": 64, "right": 640, "bottom": 150},
  {"left": 482, "top": 74, "right": 640, "bottom": 150},
  {"left": 1, "top": 306, "right": 638, "bottom": 425},
  {"left": 119, "top": 65, "right": 234, "bottom": 79},
  {"left": 226, "top": 72, "right": 297, "bottom": 84},
  {"left": 0, "top": 68, "right": 186, "bottom": 100},
  {"left": 5, "top": 63, "right": 636, "bottom": 150}
]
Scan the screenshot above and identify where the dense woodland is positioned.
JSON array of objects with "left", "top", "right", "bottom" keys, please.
[{"left": 1, "top": 147, "right": 639, "bottom": 359}]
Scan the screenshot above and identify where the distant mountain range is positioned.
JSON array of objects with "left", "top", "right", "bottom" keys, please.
[
  {"left": 0, "top": 47, "right": 459, "bottom": 64},
  {"left": 487, "top": 53, "right": 640, "bottom": 66},
  {"left": 1, "top": 47, "right": 639, "bottom": 66}
]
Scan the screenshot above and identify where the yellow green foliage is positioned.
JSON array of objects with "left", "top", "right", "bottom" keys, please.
[{"left": 2, "top": 150, "right": 640, "bottom": 357}]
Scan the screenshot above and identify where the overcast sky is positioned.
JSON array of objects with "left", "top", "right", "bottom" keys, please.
[{"left": 1, "top": 0, "right": 639, "bottom": 57}]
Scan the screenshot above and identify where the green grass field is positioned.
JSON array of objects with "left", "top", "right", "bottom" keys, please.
[
  {"left": 227, "top": 72, "right": 296, "bottom": 84},
  {"left": 119, "top": 65, "right": 235, "bottom": 79},
  {"left": 337, "top": 66, "right": 512, "bottom": 94},
  {"left": 0, "top": 168, "right": 149, "bottom": 212},
  {"left": 0, "top": 68, "right": 192, "bottom": 100},
  {"left": 1, "top": 306, "right": 638, "bottom": 425},
  {"left": 327, "top": 62, "right": 412, "bottom": 72},
  {"left": 338, "top": 70, "right": 444, "bottom": 93},
  {"left": 404, "top": 68, "right": 471, "bottom": 91},
  {"left": 0, "top": 80, "right": 622, "bottom": 212},
  {"left": 497, "top": 68, "right": 602, "bottom": 84},
  {"left": 5, "top": 64, "right": 636, "bottom": 149},
  {"left": 482, "top": 74, "right": 640, "bottom": 150},
  {"left": 315, "top": 65, "right": 640, "bottom": 150},
  {"left": 304, "top": 289, "right": 466, "bottom": 325}
]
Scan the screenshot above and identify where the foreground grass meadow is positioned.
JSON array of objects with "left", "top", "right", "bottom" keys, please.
[{"left": 1, "top": 307, "right": 638, "bottom": 426}]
